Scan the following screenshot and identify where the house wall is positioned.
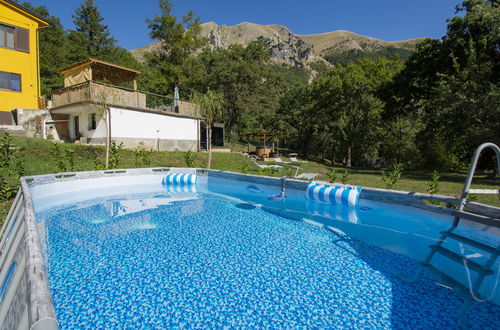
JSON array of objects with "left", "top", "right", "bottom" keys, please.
[
  {"left": 0, "top": 1, "right": 46, "bottom": 112},
  {"left": 76, "top": 107, "right": 198, "bottom": 151}
]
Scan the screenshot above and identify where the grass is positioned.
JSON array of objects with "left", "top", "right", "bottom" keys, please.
[{"left": 0, "top": 135, "right": 498, "bottom": 222}]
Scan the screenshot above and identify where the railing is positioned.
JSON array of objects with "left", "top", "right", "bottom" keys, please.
[
  {"left": 51, "top": 81, "right": 147, "bottom": 109},
  {"left": 51, "top": 81, "right": 200, "bottom": 116}
]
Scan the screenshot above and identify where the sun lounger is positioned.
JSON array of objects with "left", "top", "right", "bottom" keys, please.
[
  {"left": 274, "top": 157, "right": 291, "bottom": 164},
  {"left": 290, "top": 156, "right": 307, "bottom": 163},
  {"left": 294, "top": 172, "right": 319, "bottom": 180},
  {"left": 251, "top": 158, "right": 282, "bottom": 169}
]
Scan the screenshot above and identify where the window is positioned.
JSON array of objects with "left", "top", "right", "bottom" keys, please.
[
  {"left": 0, "top": 71, "right": 21, "bottom": 92},
  {"left": 0, "top": 24, "right": 29, "bottom": 52},
  {"left": 88, "top": 113, "right": 96, "bottom": 130}
]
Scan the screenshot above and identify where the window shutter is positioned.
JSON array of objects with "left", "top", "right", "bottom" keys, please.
[{"left": 15, "top": 27, "right": 29, "bottom": 52}]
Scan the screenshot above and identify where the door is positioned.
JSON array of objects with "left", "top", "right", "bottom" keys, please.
[{"left": 74, "top": 116, "right": 80, "bottom": 139}]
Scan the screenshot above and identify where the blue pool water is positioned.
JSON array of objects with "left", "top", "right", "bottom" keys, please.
[{"left": 33, "top": 175, "right": 500, "bottom": 328}]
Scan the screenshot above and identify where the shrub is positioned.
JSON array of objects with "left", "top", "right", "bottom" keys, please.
[
  {"left": 328, "top": 168, "right": 338, "bottom": 183},
  {"left": 340, "top": 169, "right": 351, "bottom": 184},
  {"left": 51, "top": 143, "right": 66, "bottom": 172},
  {"left": 427, "top": 170, "right": 440, "bottom": 195},
  {"left": 184, "top": 150, "right": 197, "bottom": 168},
  {"left": 65, "top": 148, "right": 76, "bottom": 171},
  {"left": 108, "top": 140, "right": 123, "bottom": 169},
  {"left": 134, "top": 143, "right": 153, "bottom": 167},
  {"left": 382, "top": 164, "right": 403, "bottom": 189}
]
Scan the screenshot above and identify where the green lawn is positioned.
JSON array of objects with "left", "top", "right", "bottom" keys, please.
[{"left": 0, "top": 136, "right": 498, "bottom": 222}]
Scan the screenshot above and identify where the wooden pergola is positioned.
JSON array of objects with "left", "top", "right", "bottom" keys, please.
[
  {"left": 245, "top": 132, "right": 285, "bottom": 157},
  {"left": 59, "top": 58, "right": 141, "bottom": 89}
]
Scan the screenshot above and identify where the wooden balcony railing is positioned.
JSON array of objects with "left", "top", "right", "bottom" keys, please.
[
  {"left": 51, "top": 81, "right": 147, "bottom": 109},
  {"left": 51, "top": 81, "right": 199, "bottom": 118}
]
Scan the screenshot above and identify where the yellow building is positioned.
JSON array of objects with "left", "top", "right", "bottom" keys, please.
[{"left": 0, "top": 0, "right": 48, "bottom": 118}]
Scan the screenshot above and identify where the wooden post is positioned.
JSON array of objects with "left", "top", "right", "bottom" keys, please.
[
  {"left": 133, "top": 79, "right": 139, "bottom": 107},
  {"left": 276, "top": 135, "right": 280, "bottom": 156}
]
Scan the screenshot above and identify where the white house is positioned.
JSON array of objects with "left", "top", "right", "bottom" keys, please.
[{"left": 48, "top": 58, "right": 222, "bottom": 151}]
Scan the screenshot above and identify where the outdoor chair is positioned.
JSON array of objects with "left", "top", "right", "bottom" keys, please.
[
  {"left": 274, "top": 157, "right": 291, "bottom": 164},
  {"left": 290, "top": 156, "right": 307, "bottom": 163},
  {"left": 251, "top": 158, "right": 282, "bottom": 169},
  {"left": 294, "top": 172, "right": 319, "bottom": 180}
]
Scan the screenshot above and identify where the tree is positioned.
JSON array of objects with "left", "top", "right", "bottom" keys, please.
[
  {"left": 92, "top": 86, "right": 121, "bottom": 168},
  {"left": 193, "top": 90, "right": 224, "bottom": 169},
  {"left": 146, "top": 0, "right": 205, "bottom": 95},
  {"left": 383, "top": 0, "right": 499, "bottom": 170},
  {"left": 72, "top": 0, "right": 115, "bottom": 58},
  {"left": 20, "top": 2, "right": 68, "bottom": 95},
  {"left": 189, "top": 41, "right": 285, "bottom": 138},
  {"left": 309, "top": 58, "right": 403, "bottom": 167},
  {"left": 277, "top": 84, "right": 316, "bottom": 159}
]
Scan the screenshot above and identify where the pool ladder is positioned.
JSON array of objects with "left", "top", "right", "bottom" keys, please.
[{"left": 402, "top": 143, "right": 500, "bottom": 329}]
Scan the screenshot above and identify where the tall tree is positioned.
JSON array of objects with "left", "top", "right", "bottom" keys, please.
[
  {"left": 20, "top": 3, "right": 68, "bottom": 95},
  {"left": 383, "top": 0, "right": 500, "bottom": 169},
  {"left": 310, "top": 58, "right": 403, "bottom": 167},
  {"left": 145, "top": 0, "right": 205, "bottom": 95},
  {"left": 189, "top": 41, "right": 285, "bottom": 138},
  {"left": 72, "top": 0, "right": 115, "bottom": 58},
  {"left": 193, "top": 90, "right": 224, "bottom": 169}
]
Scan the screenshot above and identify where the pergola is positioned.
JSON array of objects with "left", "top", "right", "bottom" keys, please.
[
  {"left": 245, "top": 132, "right": 285, "bottom": 157},
  {"left": 59, "top": 58, "right": 141, "bottom": 89}
]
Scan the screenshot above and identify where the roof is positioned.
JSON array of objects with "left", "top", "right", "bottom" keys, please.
[
  {"left": 60, "top": 58, "right": 141, "bottom": 85},
  {"left": 59, "top": 58, "right": 141, "bottom": 75},
  {"left": 2, "top": 0, "right": 50, "bottom": 26}
]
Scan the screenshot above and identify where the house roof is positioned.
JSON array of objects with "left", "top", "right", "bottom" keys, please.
[
  {"left": 60, "top": 58, "right": 141, "bottom": 85},
  {"left": 2, "top": 0, "right": 50, "bottom": 27}
]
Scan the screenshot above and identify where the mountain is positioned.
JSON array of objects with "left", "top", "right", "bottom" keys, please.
[
  {"left": 130, "top": 22, "right": 427, "bottom": 66},
  {"left": 299, "top": 30, "right": 426, "bottom": 66}
]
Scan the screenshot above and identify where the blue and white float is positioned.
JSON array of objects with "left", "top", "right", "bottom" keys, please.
[{"left": 306, "top": 182, "right": 362, "bottom": 207}]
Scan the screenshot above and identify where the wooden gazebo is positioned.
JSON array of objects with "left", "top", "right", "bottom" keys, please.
[
  {"left": 245, "top": 132, "right": 285, "bottom": 158},
  {"left": 59, "top": 58, "right": 141, "bottom": 89}
]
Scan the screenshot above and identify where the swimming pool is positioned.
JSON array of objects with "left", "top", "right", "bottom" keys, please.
[{"left": 1, "top": 168, "right": 499, "bottom": 328}]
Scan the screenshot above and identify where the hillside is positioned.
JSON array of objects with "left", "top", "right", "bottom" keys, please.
[{"left": 131, "top": 22, "right": 427, "bottom": 66}]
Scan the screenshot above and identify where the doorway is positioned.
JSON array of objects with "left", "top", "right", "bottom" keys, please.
[{"left": 73, "top": 116, "right": 80, "bottom": 140}]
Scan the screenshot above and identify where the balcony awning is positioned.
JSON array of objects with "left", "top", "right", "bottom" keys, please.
[{"left": 59, "top": 58, "right": 141, "bottom": 87}]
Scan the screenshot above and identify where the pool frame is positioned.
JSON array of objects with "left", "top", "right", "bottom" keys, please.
[{"left": 1, "top": 167, "right": 499, "bottom": 329}]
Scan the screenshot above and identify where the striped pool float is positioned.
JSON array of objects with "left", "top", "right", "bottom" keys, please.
[
  {"left": 164, "top": 184, "right": 197, "bottom": 193},
  {"left": 162, "top": 173, "right": 197, "bottom": 185},
  {"left": 306, "top": 200, "right": 359, "bottom": 224},
  {"left": 306, "top": 182, "right": 362, "bottom": 207}
]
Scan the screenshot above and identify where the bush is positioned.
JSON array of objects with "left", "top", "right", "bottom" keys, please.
[
  {"left": 340, "top": 169, "right": 351, "bottom": 184},
  {"left": 328, "top": 168, "right": 338, "bottom": 183},
  {"left": 108, "top": 140, "right": 123, "bottom": 169},
  {"left": 184, "top": 150, "right": 197, "bottom": 168},
  {"left": 382, "top": 164, "right": 403, "bottom": 189},
  {"left": 134, "top": 143, "right": 153, "bottom": 167}
]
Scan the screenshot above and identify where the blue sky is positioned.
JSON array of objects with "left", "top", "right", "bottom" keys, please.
[{"left": 27, "top": 0, "right": 462, "bottom": 50}]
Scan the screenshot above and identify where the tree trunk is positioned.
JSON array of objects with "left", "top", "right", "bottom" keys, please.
[
  {"left": 105, "top": 111, "right": 110, "bottom": 169},
  {"left": 346, "top": 146, "right": 352, "bottom": 168},
  {"left": 207, "top": 126, "right": 212, "bottom": 169}
]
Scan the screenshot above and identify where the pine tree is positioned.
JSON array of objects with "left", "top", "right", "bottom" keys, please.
[{"left": 72, "top": 0, "right": 115, "bottom": 58}]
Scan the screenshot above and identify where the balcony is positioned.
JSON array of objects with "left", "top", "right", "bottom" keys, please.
[
  {"left": 51, "top": 80, "right": 147, "bottom": 109},
  {"left": 50, "top": 80, "right": 197, "bottom": 117}
]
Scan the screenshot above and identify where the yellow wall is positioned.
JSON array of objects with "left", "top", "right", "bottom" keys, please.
[{"left": 0, "top": 1, "right": 47, "bottom": 111}]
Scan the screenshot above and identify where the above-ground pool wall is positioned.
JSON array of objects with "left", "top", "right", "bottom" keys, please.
[
  {"left": 0, "top": 185, "right": 58, "bottom": 330},
  {"left": 108, "top": 108, "right": 199, "bottom": 151}
]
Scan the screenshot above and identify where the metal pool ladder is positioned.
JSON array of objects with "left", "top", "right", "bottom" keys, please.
[{"left": 403, "top": 142, "right": 500, "bottom": 329}]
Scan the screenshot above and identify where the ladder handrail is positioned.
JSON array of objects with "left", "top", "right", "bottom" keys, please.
[{"left": 458, "top": 142, "right": 500, "bottom": 212}]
